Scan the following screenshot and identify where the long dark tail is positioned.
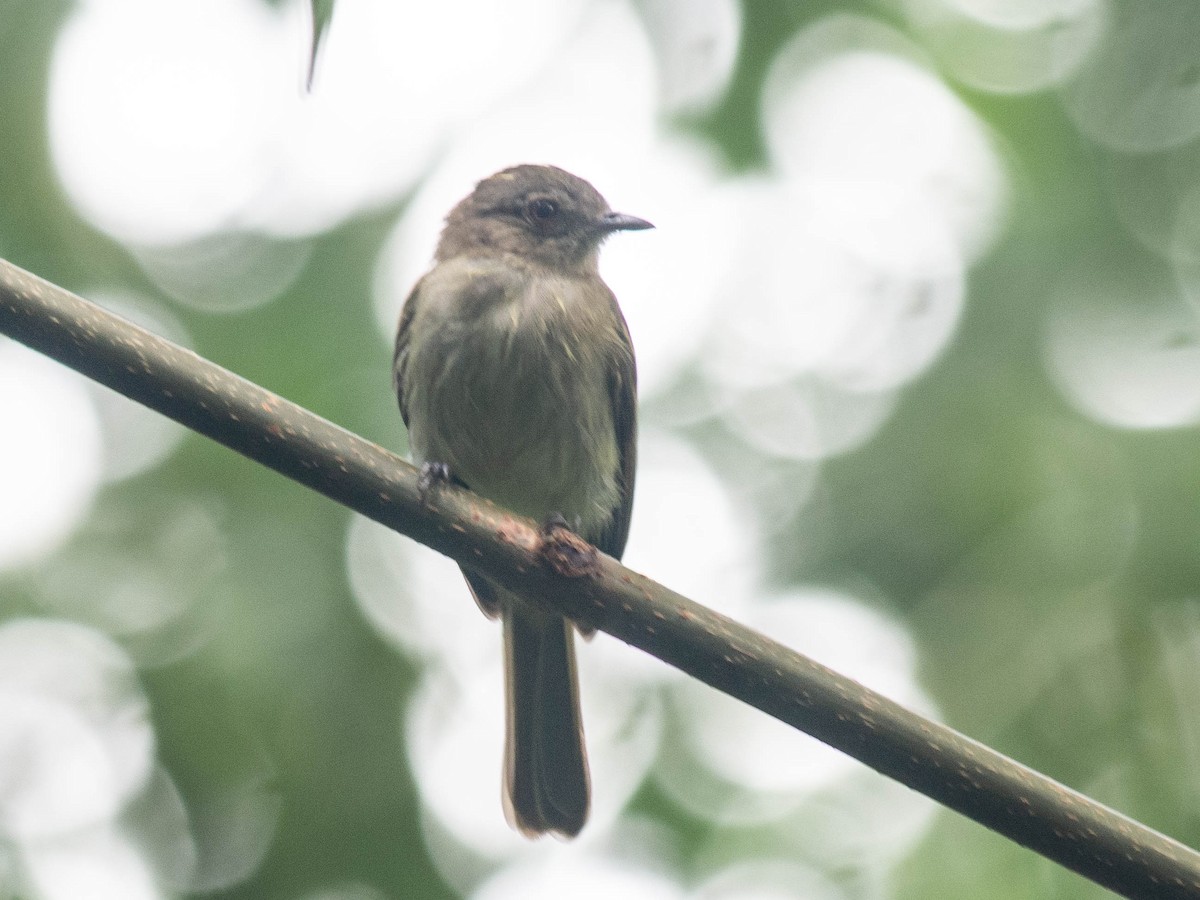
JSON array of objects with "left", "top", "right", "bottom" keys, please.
[{"left": 501, "top": 595, "right": 590, "bottom": 837}]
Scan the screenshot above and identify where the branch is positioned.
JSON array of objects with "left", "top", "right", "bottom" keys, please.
[{"left": 1, "top": 256, "right": 1196, "bottom": 899}]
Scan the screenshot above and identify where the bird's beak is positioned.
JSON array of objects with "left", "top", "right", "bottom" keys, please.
[{"left": 599, "top": 211, "right": 655, "bottom": 232}]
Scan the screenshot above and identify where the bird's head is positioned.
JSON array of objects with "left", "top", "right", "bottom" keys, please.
[{"left": 436, "top": 165, "right": 652, "bottom": 273}]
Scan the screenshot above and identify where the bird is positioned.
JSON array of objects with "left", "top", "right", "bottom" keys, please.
[{"left": 392, "top": 164, "right": 650, "bottom": 837}]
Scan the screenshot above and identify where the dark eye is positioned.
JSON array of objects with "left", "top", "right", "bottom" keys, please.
[{"left": 526, "top": 198, "right": 560, "bottom": 222}]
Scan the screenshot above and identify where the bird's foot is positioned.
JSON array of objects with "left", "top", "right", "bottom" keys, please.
[
  {"left": 541, "top": 512, "right": 583, "bottom": 534},
  {"left": 417, "top": 461, "right": 453, "bottom": 504},
  {"left": 538, "top": 514, "right": 599, "bottom": 577}
]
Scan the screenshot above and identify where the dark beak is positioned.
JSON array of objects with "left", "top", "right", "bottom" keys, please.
[{"left": 599, "top": 211, "right": 655, "bottom": 232}]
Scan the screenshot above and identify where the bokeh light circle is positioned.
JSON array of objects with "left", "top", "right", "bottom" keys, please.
[
  {"left": 657, "top": 589, "right": 936, "bottom": 825},
  {"left": 0, "top": 342, "right": 102, "bottom": 571},
  {"left": 1045, "top": 277, "right": 1200, "bottom": 429},
  {"left": 1060, "top": 0, "right": 1200, "bottom": 153},
  {"left": 899, "top": 0, "right": 1109, "bottom": 95}
]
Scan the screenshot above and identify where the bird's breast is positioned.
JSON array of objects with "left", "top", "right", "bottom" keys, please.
[{"left": 404, "top": 260, "right": 621, "bottom": 534}]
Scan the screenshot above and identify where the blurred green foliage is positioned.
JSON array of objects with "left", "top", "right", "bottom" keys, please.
[{"left": 3, "top": 2, "right": 1200, "bottom": 898}]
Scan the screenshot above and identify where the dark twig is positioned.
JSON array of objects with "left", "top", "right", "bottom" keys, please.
[{"left": 1, "top": 257, "right": 1198, "bottom": 899}]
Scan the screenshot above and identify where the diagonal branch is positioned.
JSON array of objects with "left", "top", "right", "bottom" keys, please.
[{"left": 1, "top": 256, "right": 1197, "bottom": 899}]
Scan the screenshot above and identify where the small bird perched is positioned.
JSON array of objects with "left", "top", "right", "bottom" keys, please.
[{"left": 392, "top": 165, "right": 651, "bottom": 837}]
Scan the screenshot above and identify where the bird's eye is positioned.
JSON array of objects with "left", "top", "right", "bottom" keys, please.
[{"left": 526, "top": 198, "right": 560, "bottom": 222}]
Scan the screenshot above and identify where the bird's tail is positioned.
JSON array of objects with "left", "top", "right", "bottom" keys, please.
[{"left": 501, "top": 594, "right": 590, "bottom": 838}]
